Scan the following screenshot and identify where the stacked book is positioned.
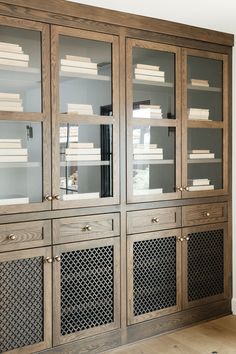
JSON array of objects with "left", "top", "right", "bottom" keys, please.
[
  {"left": 133, "top": 144, "right": 163, "bottom": 160},
  {"left": 60, "top": 55, "right": 98, "bottom": 75},
  {"left": 188, "top": 178, "right": 214, "bottom": 191},
  {"left": 0, "top": 139, "right": 28, "bottom": 162},
  {"left": 65, "top": 142, "right": 101, "bottom": 161},
  {"left": 190, "top": 79, "right": 209, "bottom": 87},
  {"left": 188, "top": 149, "right": 215, "bottom": 159},
  {"left": 133, "top": 104, "right": 163, "bottom": 119},
  {"left": 133, "top": 188, "right": 163, "bottom": 196},
  {"left": 134, "top": 64, "right": 165, "bottom": 82},
  {"left": 188, "top": 108, "right": 209, "bottom": 120},
  {"left": 62, "top": 192, "right": 99, "bottom": 201},
  {"left": 0, "top": 41, "right": 29, "bottom": 67},
  {"left": 0, "top": 92, "right": 23, "bottom": 112},
  {"left": 67, "top": 103, "right": 93, "bottom": 115}
]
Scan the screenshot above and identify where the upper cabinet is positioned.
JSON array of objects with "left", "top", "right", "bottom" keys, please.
[
  {"left": 0, "top": 17, "right": 51, "bottom": 214},
  {"left": 51, "top": 26, "right": 119, "bottom": 209}
]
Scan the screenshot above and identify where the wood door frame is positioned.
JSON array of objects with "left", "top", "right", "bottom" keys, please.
[{"left": 52, "top": 237, "right": 120, "bottom": 346}]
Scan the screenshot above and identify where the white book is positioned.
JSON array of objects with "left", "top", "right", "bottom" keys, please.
[
  {"left": 0, "top": 106, "right": 23, "bottom": 112},
  {"left": 0, "top": 142, "right": 22, "bottom": 148},
  {"left": 188, "top": 179, "right": 210, "bottom": 186},
  {"left": 188, "top": 108, "right": 209, "bottom": 113},
  {"left": 134, "top": 108, "right": 162, "bottom": 113},
  {"left": 61, "top": 59, "right": 97, "bottom": 69},
  {"left": 65, "top": 154, "right": 101, "bottom": 161},
  {"left": 0, "top": 101, "right": 22, "bottom": 108},
  {"left": 68, "top": 109, "right": 93, "bottom": 115},
  {"left": 0, "top": 93, "right": 20, "bottom": 99},
  {"left": 61, "top": 66, "right": 98, "bottom": 75},
  {"left": 0, "top": 42, "right": 21, "bottom": 48},
  {"left": 188, "top": 185, "right": 214, "bottom": 191},
  {"left": 133, "top": 154, "right": 163, "bottom": 160},
  {"left": 0, "top": 139, "right": 21, "bottom": 143},
  {"left": 67, "top": 103, "right": 92, "bottom": 109},
  {"left": 134, "top": 68, "right": 165, "bottom": 77},
  {"left": 190, "top": 79, "right": 209, "bottom": 87},
  {"left": 63, "top": 192, "right": 99, "bottom": 201},
  {"left": 135, "top": 64, "right": 160, "bottom": 71},
  {"left": 69, "top": 142, "right": 94, "bottom": 148},
  {"left": 188, "top": 153, "right": 215, "bottom": 159},
  {"left": 133, "top": 144, "right": 157, "bottom": 149},
  {"left": 135, "top": 74, "right": 165, "bottom": 82},
  {"left": 188, "top": 116, "right": 209, "bottom": 120},
  {"left": 134, "top": 188, "right": 163, "bottom": 195},
  {"left": 189, "top": 149, "right": 210, "bottom": 154},
  {"left": 0, "top": 51, "right": 29, "bottom": 61},
  {"left": 0, "top": 99, "right": 22, "bottom": 104},
  {"left": 0, "top": 149, "right": 27, "bottom": 156},
  {"left": 0, "top": 58, "right": 28, "bottom": 67},
  {"left": 65, "top": 148, "right": 101, "bottom": 155},
  {"left": 0, "top": 155, "right": 28, "bottom": 162},
  {"left": 0, "top": 45, "right": 23, "bottom": 53},
  {"left": 133, "top": 113, "right": 163, "bottom": 119},
  {"left": 65, "top": 55, "right": 91, "bottom": 62},
  {"left": 139, "top": 105, "right": 161, "bottom": 109},
  {"left": 0, "top": 197, "right": 29, "bottom": 205},
  {"left": 133, "top": 148, "right": 163, "bottom": 154}
]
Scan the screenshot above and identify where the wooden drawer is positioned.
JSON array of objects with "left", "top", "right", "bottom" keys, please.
[
  {"left": 53, "top": 213, "right": 120, "bottom": 243},
  {"left": 127, "top": 207, "right": 181, "bottom": 234},
  {"left": 182, "top": 202, "right": 228, "bottom": 226},
  {"left": 0, "top": 220, "right": 51, "bottom": 252}
]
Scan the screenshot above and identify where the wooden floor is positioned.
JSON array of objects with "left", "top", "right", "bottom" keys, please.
[{"left": 103, "top": 315, "right": 236, "bottom": 354}]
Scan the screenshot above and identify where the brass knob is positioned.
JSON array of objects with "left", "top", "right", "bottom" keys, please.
[
  {"left": 183, "top": 186, "right": 189, "bottom": 191},
  {"left": 8, "top": 233, "right": 16, "bottom": 240},
  {"left": 152, "top": 217, "right": 160, "bottom": 224},
  {"left": 205, "top": 212, "right": 210, "bottom": 217},
  {"left": 45, "top": 195, "right": 53, "bottom": 201},
  {"left": 176, "top": 186, "right": 183, "bottom": 192},
  {"left": 82, "top": 225, "right": 92, "bottom": 231},
  {"left": 185, "top": 236, "right": 190, "bottom": 241},
  {"left": 86, "top": 225, "right": 92, "bottom": 231},
  {"left": 177, "top": 237, "right": 184, "bottom": 242},
  {"left": 54, "top": 194, "right": 61, "bottom": 200},
  {"left": 54, "top": 255, "right": 61, "bottom": 262},
  {"left": 45, "top": 257, "right": 53, "bottom": 263}
]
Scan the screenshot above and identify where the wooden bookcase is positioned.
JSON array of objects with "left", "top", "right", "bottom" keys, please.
[{"left": 0, "top": 1, "right": 233, "bottom": 353}]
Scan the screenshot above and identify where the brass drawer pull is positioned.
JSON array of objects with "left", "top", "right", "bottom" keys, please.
[
  {"left": 45, "top": 195, "right": 53, "bottom": 201},
  {"left": 82, "top": 225, "right": 92, "bottom": 231},
  {"left": 152, "top": 217, "right": 160, "bottom": 224},
  {"left": 176, "top": 186, "right": 183, "bottom": 192},
  {"left": 177, "top": 237, "right": 184, "bottom": 242},
  {"left": 185, "top": 236, "right": 190, "bottom": 241},
  {"left": 54, "top": 255, "right": 61, "bottom": 262},
  {"left": 45, "top": 257, "right": 53, "bottom": 263},
  {"left": 8, "top": 234, "right": 16, "bottom": 241},
  {"left": 54, "top": 194, "right": 61, "bottom": 200},
  {"left": 203, "top": 211, "right": 211, "bottom": 217}
]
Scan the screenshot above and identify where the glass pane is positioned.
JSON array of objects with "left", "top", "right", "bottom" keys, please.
[
  {"left": 132, "top": 47, "right": 175, "bottom": 119},
  {"left": 187, "top": 128, "right": 223, "bottom": 191},
  {"left": 59, "top": 36, "right": 112, "bottom": 116},
  {"left": 187, "top": 56, "right": 223, "bottom": 121},
  {"left": 132, "top": 126, "right": 176, "bottom": 196},
  {"left": 0, "top": 26, "right": 42, "bottom": 112},
  {"left": 0, "top": 121, "right": 43, "bottom": 205},
  {"left": 60, "top": 123, "right": 113, "bottom": 200}
]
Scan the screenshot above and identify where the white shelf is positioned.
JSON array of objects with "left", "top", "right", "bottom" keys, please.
[
  {"left": 61, "top": 160, "right": 110, "bottom": 167},
  {"left": 133, "top": 79, "right": 174, "bottom": 88},
  {"left": 187, "top": 84, "right": 221, "bottom": 92},
  {"left": 133, "top": 159, "right": 174, "bottom": 165},
  {"left": 60, "top": 71, "right": 110, "bottom": 81},
  {"left": 0, "top": 162, "right": 41, "bottom": 168},
  {"left": 187, "top": 158, "right": 222, "bottom": 164}
]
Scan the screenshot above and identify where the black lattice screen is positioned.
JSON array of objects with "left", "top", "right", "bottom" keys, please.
[
  {"left": 187, "top": 229, "right": 224, "bottom": 302},
  {"left": 133, "top": 236, "right": 176, "bottom": 317},
  {"left": 0, "top": 257, "right": 44, "bottom": 353},
  {"left": 60, "top": 245, "right": 114, "bottom": 336}
]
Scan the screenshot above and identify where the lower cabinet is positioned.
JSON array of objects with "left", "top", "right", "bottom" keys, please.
[
  {"left": 52, "top": 237, "right": 120, "bottom": 346},
  {"left": 0, "top": 247, "right": 52, "bottom": 354}
]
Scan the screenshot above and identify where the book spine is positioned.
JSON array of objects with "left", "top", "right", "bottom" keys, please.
[
  {"left": 0, "top": 149, "right": 27, "bottom": 156},
  {"left": 188, "top": 153, "right": 215, "bottom": 159},
  {"left": 65, "top": 148, "right": 101, "bottom": 155},
  {"left": 61, "top": 66, "right": 98, "bottom": 75},
  {"left": 0, "top": 107, "right": 23, "bottom": 112},
  {"left": 65, "top": 55, "right": 91, "bottom": 62},
  {"left": 0, "top": 58, "right": 28, "bottom": 67},
  {"left": 135, "top": 64, "right": 160, "bottom": 71},
  {"left": 69, "top": 143, "right": 94, "bottom": 148},
  {"left": 61, "top": 59, "right": 97, "bottom": 69},
  {"left": 188, "top": 185, "right": 214, "bottom": 191},
  {"left": 0, "top": 143, "right": 22, "bottom": 148},
  {"left": 0, "top": 155, "right": 28, "bottom": 162},
  {"left": 0, "top": 93, "right": 20, "bottom": 99},
  {"left": 134, "top": 68, "right": 165, "bottom": 77},
  {"left": 65, "top": 155, "right": 101, "bottom": 161},
  {"left": 189, "top": 150, "right": 210, "bottom": 154},
  {"left": 134, "top": 74, "right": 165, "bottom": 82},
  {"left": 139, "top": 105, "right": 161, "bottom": 109},
  {"left": 0, "top": 51, "right": 29, "bottom": 61}
]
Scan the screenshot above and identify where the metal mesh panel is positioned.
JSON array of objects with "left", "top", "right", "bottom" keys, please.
[
  {"left": 61, "top": 245, "right": 114, "bottom": 336},
  {"left": 0, "top": 257, "right": 44, "bottom": 353},
  {"left": 133, "top": 236, "right": 176, "bottom": 317},
  {"left": 188, "top": 229, "right": 224, "bottom": 302}
]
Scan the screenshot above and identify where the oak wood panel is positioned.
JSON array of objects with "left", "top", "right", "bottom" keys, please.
[
  {"left": 0, "top": 0, "right": 233, "bottom": 46},
  {"left": 127, "top": 207, "right": 181, "bottom": 234},
  {"left": 53, "top": 213, "right": 120, "bottom": 243},
  {"left": 182, "top": 202, "right": 228, "bottom": 226}
]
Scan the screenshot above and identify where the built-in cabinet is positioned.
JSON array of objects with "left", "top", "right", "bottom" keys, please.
[{"left": 0, "top": 2, "right": 233, "bottom": 354}]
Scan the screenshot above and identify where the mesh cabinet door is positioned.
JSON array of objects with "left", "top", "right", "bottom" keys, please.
[
  {"left": 127, "top": 229, "right": 181, "bottom": 325},
  {"left": 182, "top": 223, "right": 229, "bottom": 309},
  {"left": 0, "top": 247, "right": 52, "bottom": 354},
  {"left": 53, "top": 237, "right": 120, "bottom": 345}
]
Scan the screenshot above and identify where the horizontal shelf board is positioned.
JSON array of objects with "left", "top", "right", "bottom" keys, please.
[
  {"left": 60, "top": 71, "right": 111, "bottom": 81},
  {"left": 187, "top": 84, "right": 222, "bottom": 92},
  {"left": 59, "top": 114, "right": 115, "bottom": 124},
  {"left": 132, "top": 118, "right": 177, "bottom": 127},
  {"left": 0, "top": 65, "right": 40, "bottom": 74},
  {"left": 133, "top": 159, "right": 174, "bottom": 165},
  {"left": 0, "top": 162, "right": 41, "bottom": 168},
  {"left": 187, "top": 158, "right": 222, "bottom": 164},
  {"left": 187, "top": 120, "right": 224, "bottom": 128},
  {"left": 60, "top": 161, "right": 110, "bottom": 166},
  {"left": 133, "top": 79, "right": 174, "bottom": 88}
]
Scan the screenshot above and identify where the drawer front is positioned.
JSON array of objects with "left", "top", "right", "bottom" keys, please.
[
  {"left": 53, "top": 213, "right": 120, "bottom": 243},
  {"left": 127, "top": 207, "right": 181, "bottom": 235},
  {"left": 0, "top": 220, "right": 51, "bottom": 252},
  {"left": 182, "top": 203, "right": 228, "bottom": 226}
]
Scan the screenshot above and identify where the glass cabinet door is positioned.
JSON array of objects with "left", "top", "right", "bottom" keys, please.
[
  {"left": 51, "top": 26, "right": 119, "bottom": 208},
  {"left": 182, "top": 50, "right": 228, "bottom": 197},
  {"left": 126, "top": 39, "right": 181, "bottom": 202},
  {"left": 0, "top": 17, "right": 50, "bottom": 213}
]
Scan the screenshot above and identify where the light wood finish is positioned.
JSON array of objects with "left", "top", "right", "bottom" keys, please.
[
  {"left": 182, "top": 202, "right": 228, "bottom": 226},
  {"left": 102, "top": 315, "right": 236, "bottom": 354},
  {"left": 0, "top": 220, "right": 51, "bottom": 252},
  {"left": 127, "top": 207, "right": 181, "bottom": 234},
  {"left": 0, "top": 247, "right": 52, "bottom": 354},
  {"left": 127, "top": 229, "right": 182, "bottom": 325},
  {"left": 53, "top": 237, "right": 120, "bottom": 346},
  {"left": 53, "top": 213, "right": 120, "bottom": 243}
]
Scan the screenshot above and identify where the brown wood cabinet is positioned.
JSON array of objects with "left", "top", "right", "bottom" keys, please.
[{"left": 0, "top": 1, "right": 233, "bottom": 354}]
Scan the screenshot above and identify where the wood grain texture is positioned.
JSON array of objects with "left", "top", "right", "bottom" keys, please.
[{"left": 182, "top": 202, "right": 228, "bottom": 226}]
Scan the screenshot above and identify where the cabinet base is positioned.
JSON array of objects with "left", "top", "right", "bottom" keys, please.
[{"left": 39, "top": 299, "right": 231, "bottom": 354}]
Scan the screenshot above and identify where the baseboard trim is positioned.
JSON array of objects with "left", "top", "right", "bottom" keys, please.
[{"left": 232, "top": 298, "right": 236, "bottom": 314}]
